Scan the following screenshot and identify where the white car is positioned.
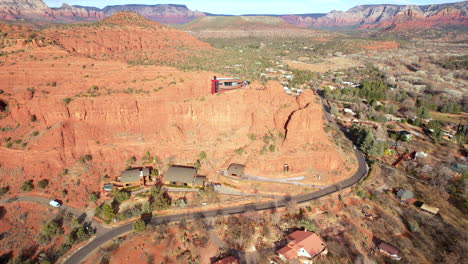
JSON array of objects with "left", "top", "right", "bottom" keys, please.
[{"left": 49, "top": 200, "right": 61, "bottom": 208}]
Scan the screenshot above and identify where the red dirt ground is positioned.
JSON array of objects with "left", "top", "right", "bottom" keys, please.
[
  {"left": 83, "top": 227, "right": 218, "bottom": 264},
  {"left": 360, "top": 41, "right": 399, "bottom": 50},
  {"left": 0, "top": 202, "right": 64, "bottom": 257}
]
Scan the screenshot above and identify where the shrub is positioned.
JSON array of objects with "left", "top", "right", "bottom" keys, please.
[
  {"left": 357, "top": 189, "right": 366, "bottom": 198},
  {"left": 84, "top": 154, "right": 92, "bottom": 161},
  {"left": 234, "top": 148, "right": 244, "bottom": 155},
  {"left": 37, "top": 179, "right": 48, "bottom": 189},
  {"left": 51, "top": 82, "right": 57, "bottom": 87},
  {"left": 113, "top": 190, "right": 130, "bottom": 203},
  {"left": 40, "top": 220, "right": 62, "bottom": 241},
  {"left": 61, "top": 168, "right": 69, "bottom": 175},
  {"left": 0, "top": 186, "right": 8, "bottom": 197},
  {"left": 248, "top": 133, "right": 256, "bottom": 141},
  {"left": 198, "top": 151, "right": 207, "bottom": 160},
  {"left": 31, "top": 131, "right": 39, "bottom": 136},
  {"left": 408, "top": 220, "right": 420, "bottom": 233},
  {"left": 89, "top": 192, "right": 98, "bottom": 202},
  {"left": 20, "top": 180, "right": 33, "bottom": 192},
  {"left": 133, "top": 219, "right": 146, "bottom": 233},
  {"left": 62, "top": 98, "right": 72, "bottom": 104},
  {"left": 30, "top": 115, "right": 37, "bottom": 122}
]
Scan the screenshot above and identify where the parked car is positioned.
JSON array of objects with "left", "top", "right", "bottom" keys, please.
[{"left": 49, "top": 200, "right": 61, "bottom": 208}]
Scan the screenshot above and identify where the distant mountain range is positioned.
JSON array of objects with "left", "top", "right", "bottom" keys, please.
[{"left": 0, "top": 0, "right": 467, "bottom": 30}]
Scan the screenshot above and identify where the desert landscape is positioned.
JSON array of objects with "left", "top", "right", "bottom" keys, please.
[{"left": 0, "top": 0, "right": 467, "bottom": 264}]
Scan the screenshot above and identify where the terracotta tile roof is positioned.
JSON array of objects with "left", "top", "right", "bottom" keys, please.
[
  {"left": 379, "top": 242, "right": 399, "bottom": 256},
  {"left": 277, "top": 231, "right": 326, "bottom": 260},
  {"left": 215, "top": 256, "right": 239, "bottom": 264}
]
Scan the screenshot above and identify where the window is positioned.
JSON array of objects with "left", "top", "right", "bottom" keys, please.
[{"left": 183, "top": 183, "right": 188, "bottom": 186}]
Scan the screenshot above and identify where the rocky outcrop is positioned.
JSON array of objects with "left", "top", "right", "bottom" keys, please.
[
  {"left": 50, "top": 4, "right": 105, "bottom": 21},
  {"left": 0, "top": 0, "right": 103, "bottom": 21},
  {"left": 102, "top": 4, "right": 205, "bottom": 24},
  {"left": 0, "top": 0, "right": 203, "bottom": 23},
  {"left": 282, "top": 1, "right": 468, "bottom": 30},
  {"left": 42, "top": 12, "right": 211, "bottom": 62}
]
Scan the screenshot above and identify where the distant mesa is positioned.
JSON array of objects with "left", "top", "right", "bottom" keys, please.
[{"left": 0, "top": 0, "right": 466, "bottom": 31}]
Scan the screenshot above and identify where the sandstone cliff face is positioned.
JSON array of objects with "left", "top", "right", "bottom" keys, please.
[
  {"left": 0, "top": 0, "right": 203, "bottom": 24},
  {"left": 50, "top": 4, "right": 105, "bottom": 21},
  {"left": 102, "top": 4, "right": 205, "bottom": 24},
  {"left": 0, "top": 39, "right": 354, "bottom": 206},
  {"left": 42, "top": 12, "right": 211, "bottom": 62},
  {"left": 282, "top": 2, "right": 468, "bottom": 30}
]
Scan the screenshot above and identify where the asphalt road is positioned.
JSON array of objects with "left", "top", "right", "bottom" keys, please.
[{"left": 62, "top": 94, "right": 368, "bottom": 264}]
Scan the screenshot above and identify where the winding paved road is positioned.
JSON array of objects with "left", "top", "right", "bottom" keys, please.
[{"left": 61, "top": 93, "right": 368, "bottom": 264}]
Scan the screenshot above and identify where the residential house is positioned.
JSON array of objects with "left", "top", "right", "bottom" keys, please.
[
  {"left": 227, "top": 163, "right": 245, "bottom": 177},
  {"left": 115, "top": 168, "right": 151, "bottom": 189},
  {"left": 164, "top": 166, "right": 205, "bottom": 187},
  {"left": 450, "top": 163, "right": 468, "bottom": 177},
  {"left": 217, "top": 78, "right": 249, "bottom": 90},
  {"left": 343, "top": 108, "right": 357, "bottom": 116},
  {"left": 414, "top": 201, "right": 439, "bottom": 215},
  {"left": 396, "top": 188, "right": 414, "bottom": 201},
  {"left": 378, "top": 241, "right": 401, "bottom": 260},
  {"left": 214, "top": 256, "right": 239, "bottom": 264},
  {"left": 277, "top": 231, "right": 327, "bottom": 263}
]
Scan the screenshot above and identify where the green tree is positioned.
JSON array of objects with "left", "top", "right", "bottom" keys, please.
[
  {"left": 102, "top": 203, "right": 116, "bottom": 220},
  {"left": 416, "top": 106, "right": 430, "bottom": 119},
  {"left": 132, "top": 219, "right": 146, "bottom": 233},
  {"left": 113, "top": 190, "right": 129, "bottom": 203},
  {"left": 41, "top": 221, "right": 62, "bottom": 238},
  {"left": 297, "top": 218, "right": 316, "bottom": 232},
  {"left": 142, "top": 201, "right": 153, "bottom": 214}
]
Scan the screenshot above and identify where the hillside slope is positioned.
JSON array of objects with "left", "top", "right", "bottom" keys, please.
[
  {"left": 181, "top": 16, "right": 331, "bottom": 38},
  {"left": 41, "top": 12, "right": 211, "bottom": 62}
]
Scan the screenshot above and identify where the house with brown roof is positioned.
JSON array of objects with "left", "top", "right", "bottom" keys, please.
[
  {"left": 277, "top": 231, "right": 327, "bottom": 263},
  {"left": 378, "top": 241, "right": 401, "bottom": 260},
  {"left": 113, "top": 167, "right": 151, "bottom": 189},
  {"left": 227, "top": 163, "right": 245, "bottom": 177},
  {"left": 164, "top": 166, "right": 206, "bottom": 188}
]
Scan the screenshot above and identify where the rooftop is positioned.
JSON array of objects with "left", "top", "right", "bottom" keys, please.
[
  {"left": 277, "top": 231, "right": 326, "bottom": 260},
  {"left": 227, "top": 163, "right": 245, "bottom": 176},
  {"left": 165, "top": 166, "right": 197, "bottom": 184},
  {"left": 120, "top": 168, "right": 150, "bottom": 183}
]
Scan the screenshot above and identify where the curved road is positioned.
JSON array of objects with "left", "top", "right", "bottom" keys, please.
[{"left": 62, "top": 94, "right": 368, "bottom": 264}]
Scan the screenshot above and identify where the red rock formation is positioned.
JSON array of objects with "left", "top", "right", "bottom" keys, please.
[
  {"left": 0, "top": 0, "right": 104, "bottom": 21},
  {"left": 102, "top": 4, "right": 206, "bottom": 24},
  {"left": 0, "top": 24, "right": 354, "bottom": 206},
  {"left": 282, "top": 2, "right": 468, "bottom": 30},
  {"left": 50, "top": 4, "right": 105, "bottom": 21},
  {"left": 42, "top": 12, "right": 211, "bottom": 62}
]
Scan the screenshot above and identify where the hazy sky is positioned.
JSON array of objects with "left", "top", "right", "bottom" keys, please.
[{"left": 43, "top": 0, "right": 463, "bottom": 14}]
